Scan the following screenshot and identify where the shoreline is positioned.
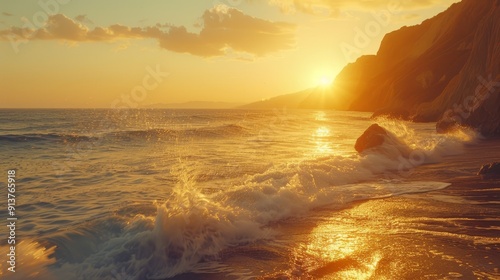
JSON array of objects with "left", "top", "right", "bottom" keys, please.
[
  {"left": 293, "top": 136, "right": 500, "bottom": 279},
  {"left": 252, "top": 136, "right": 500, "bottom": 279},
  {"left": 170, "top": 135, "right": 500, "bottom": 280}
]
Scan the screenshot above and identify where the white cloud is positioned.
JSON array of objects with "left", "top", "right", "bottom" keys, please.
[{"left": 0, "top": 7, "right": 296, "bottom": 58}]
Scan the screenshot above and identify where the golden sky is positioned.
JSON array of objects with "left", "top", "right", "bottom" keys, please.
[{"left": 0, "top": 0, "right": 459, "bottom": 108}]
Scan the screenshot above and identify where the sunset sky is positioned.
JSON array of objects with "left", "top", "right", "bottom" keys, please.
[{"left": 0, "top": 0, "right": 459, "bottom": 108}]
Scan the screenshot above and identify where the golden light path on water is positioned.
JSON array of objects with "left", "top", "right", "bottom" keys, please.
[
  {"left": 312, "top": 126, "right": 333, "bottom": 156},
  {"left": 309, "top": 111, "right": 355, "bottom": 157}
]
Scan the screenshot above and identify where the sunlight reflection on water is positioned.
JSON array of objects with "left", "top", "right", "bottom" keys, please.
[
  {"left": 293, "top": 219, "right": 384, "bottom": 280},
  {"left": 312, "top": 126, "right": 334, "bottom": 156}
]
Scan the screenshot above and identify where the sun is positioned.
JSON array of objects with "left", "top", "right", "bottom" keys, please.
[{"left": 318, "top": 76, "right": 333, "bottom": 87}]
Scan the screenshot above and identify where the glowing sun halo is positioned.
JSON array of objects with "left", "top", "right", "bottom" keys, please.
[{"left": 319, "top": 76, "right": 333, "bottom": 86}]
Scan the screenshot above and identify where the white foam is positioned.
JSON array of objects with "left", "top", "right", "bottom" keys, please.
[{"left": 0, "top": 241, "right": 57, "bottom": 280}]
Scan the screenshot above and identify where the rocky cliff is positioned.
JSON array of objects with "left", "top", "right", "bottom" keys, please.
[{"left": 335, "top": 0, "right": 499, "bottom": 135}]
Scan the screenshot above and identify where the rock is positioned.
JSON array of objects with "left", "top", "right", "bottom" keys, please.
[
  {"left": 355, "top": 124, "right": 413, "bottom": 158},
  {"left": 436, "top": 118, "right": 461, "bottom": 134},
  {"left": 478, "top": 162, "right": 500, "bottom": 179},
  {"left": 354, "top": 124, "right": 387, "bottom": 153}
]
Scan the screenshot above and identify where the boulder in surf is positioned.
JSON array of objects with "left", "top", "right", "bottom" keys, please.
[
  {"left": 478, "top": 162, "right": 500, "bottom": 179},
  {"left": 354, "top": 124, "right": 388, "bottom": 153}
]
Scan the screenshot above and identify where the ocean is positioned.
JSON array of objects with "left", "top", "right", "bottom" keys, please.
[{"left": 0, "top": 108, "right": 493, "bottom": 280}]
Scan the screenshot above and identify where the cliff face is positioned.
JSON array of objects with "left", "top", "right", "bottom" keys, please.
[
  {"left": 419, "top": 0, "right": 500, "bottom": 136},
  {"left": 333, "top": 0, "right": 500, "bottom": 135}
]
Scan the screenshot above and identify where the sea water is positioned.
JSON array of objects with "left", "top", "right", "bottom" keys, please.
[{"left": 0, "top": 109, "right": 476, "bottom": 279}]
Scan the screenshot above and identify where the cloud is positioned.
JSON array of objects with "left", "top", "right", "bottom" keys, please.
[
  {"left": 267, "top": 0, "right": 459, "bottom": 16},
  {"left": 0, "top": 5, "right": 296, "bottom": 58},
  {"left": 44, "top": 14, "right": 89, "bottom": 40},
  {"left": 75, "top": 14, "right": 94, "bottom": 25},
  {"left": 159, "top": 5, "right": 296, "bottom": 57}
]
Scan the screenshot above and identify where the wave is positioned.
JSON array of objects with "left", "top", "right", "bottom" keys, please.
[
  {"left": 0, "top": 240, "right": 57, "bottom": 280},
  {"left": 0, "top": 133, "right": 97, "bottom": 143},
  {"left": 17, "top": 121, "right": 478, "bottom": 279},
  {"left": 0, "top": 124, "right": 247, "bottom": 144},
  {"left": 109, "top": 124, "right": 247, "bottom": 140}
]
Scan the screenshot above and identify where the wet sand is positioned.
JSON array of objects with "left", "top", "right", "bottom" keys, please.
[{"left": 290, "top": 178, "right": 500, "bottom": 279}]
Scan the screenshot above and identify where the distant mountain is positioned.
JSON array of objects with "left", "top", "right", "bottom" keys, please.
[
  {"left": 145, "top": 101, "right": 244, "bottom": 109},
  {"left": 239, "top": 86, "right": 344, "bottom": 110},
  {"left": 243, "top": 0, "right": 500, "bottom": 135}
]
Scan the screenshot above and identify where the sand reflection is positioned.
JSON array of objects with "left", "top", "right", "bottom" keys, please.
[{"left": 291, "top": 218, "right": 384, "bottom": 280}]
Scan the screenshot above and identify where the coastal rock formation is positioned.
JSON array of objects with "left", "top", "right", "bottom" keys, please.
[
  {"left": 354, "top": 124, "right": 387, "bottom": 153},
  {"left": 355, "top": 124, "right": 412, "bottom": 158},
  {"left": 435, "top": 118, "right": 463, "bottom": 134},
  {"left": 478, "top": 162, "right": 500, "bottom": 179},
  {"left": 336, "top": 0, "right": 500, "bottom": 135}
]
